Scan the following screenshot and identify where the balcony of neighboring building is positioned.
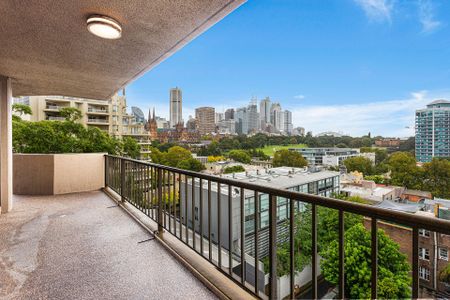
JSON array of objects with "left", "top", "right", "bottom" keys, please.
[
  {"left": 44, "top": 100, "right": 71, "bottom": 112},
  {"left": 87, "top": 104, "right": 109, "bottom": 115},
  {"left": 87, "top": 117, "right": 110, "bottom": 125}
]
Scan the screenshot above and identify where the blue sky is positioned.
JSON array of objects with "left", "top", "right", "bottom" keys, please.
[{"left": 126, "top": 0, "right": 450, "bottom": 137}]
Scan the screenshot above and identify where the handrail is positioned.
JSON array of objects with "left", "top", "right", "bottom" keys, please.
[{"left": 105, "top": 154, "right": 450, "bottom": 234}]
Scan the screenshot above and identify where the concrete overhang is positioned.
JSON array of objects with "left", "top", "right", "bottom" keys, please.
[{"left": 0, "top": 0, "right": 245, "bottom": 99}]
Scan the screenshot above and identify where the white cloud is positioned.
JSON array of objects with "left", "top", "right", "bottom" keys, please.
[
  {"left": 291, "top": 90, "right": 449, "bottom": 137},
  {"left": 294, "top": 95, "right": 306, "bottom": 100},
  {"left": 418, "top": 0, "right": 441, "bottom": 33},
  {"left": 354, "top": 0, "right": 395, "bottom": 23}
]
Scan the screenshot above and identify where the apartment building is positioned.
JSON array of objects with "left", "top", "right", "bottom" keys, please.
[
  {"left": 195, "top": 106, "right": 215, "bottom": 135},
  {"left": 18, "top": 93, "right": 151, "bottom": 159},
  {"left": 416, "top": 99, "right": 450, "bottom": 162},
  {"left": 290, "top": 147, "right": 375, "bottom": 166}
]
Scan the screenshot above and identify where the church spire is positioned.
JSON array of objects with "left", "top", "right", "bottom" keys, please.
[{"left": 152, "top": 107, "right": 155, "bottom": 120}]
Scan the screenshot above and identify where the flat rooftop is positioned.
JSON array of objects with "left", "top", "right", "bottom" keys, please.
[
  {"left": 0, "top": 191, "right": 214, "bottom": 299},
  {"left": 221, "top": 167, "right": 339, "bottom": 190}
]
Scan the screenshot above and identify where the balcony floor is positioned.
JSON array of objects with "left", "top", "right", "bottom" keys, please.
[{"left": 0, "top": 191, "right": 215, "bottom": 299}]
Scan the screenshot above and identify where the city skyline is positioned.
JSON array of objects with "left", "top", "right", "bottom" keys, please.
[{"left": 124, "top": 0, "right": 450, "bottom": 137}]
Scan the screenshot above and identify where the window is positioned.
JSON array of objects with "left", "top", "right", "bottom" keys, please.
[
  {"left": 419, "top": 229, "right": 430, "bottom": 237},
  {"left": 419, "top": 267, "right": 430, "bottom": 281},
  {"left": 419, "top": 247, "right": 430, "bottom": 260},
  {"left": 439, "top": 248, "right": 448, "bottom": 261}
]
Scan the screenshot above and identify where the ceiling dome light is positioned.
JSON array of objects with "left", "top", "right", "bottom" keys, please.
[{"left": 87, "top": 15, "right": 122, "bottom": 39}]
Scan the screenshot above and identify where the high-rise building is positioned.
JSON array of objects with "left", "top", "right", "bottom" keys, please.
[
  {"left": 131, "top": 106, "right": 145, "bottom": 124},
  {"left": 215, "top": 112, "right": 224, "bottom": 124},
  {"left": 283, "top": 110, "right": 293, "bottom": 135},
  {"left": 247, "top": 101, "right": 259, "bottom": 133},
  {"left": 195, "top": 107, "right": 215, "bottom": 135},
  {"left": 224, "top": 108, "right": 234, "bottom": 120},
  {"left": 270, "top": 102, "right": 283, "bottom": 132},
  {"left": 235, "top": 107, "right": 247, "bottom": 135},
  {"left": 169, "top": 87, "right": 182, "bottom": 127},
  {"left": 415, "top": 99, "right": 450, "bottom": 162},
  {"left": 259, "top": 97, "right": 271, "bottom": 130}
]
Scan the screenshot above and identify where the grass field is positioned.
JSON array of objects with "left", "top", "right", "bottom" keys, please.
[{"left": 257, "top": 144, "right": 307, "bottom": 156}]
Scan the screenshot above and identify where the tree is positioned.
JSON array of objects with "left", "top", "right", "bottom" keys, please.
[
  {"left": 164, "top": 146, "right": 192, "bottom": 167},
  {"left": 343, "top": 156, "right": 374, "bottom": 176},
  {"left": 321, "top": 223, "right": 411, "bottom": 299},
  {"left": 439, "top": 263, "right": 450, "bottom": 284},
  {"left": 13, "top": 120, "right": 122, "bottom": 154},
  {"left": 59, "top": 107, "right": 82, "bottom": 122},
  {"left": 228, "top": 150, "right": 251, "bottom": 164},
  {"left": 122, "top": 137, "right": 140, "bottom": 159},
  {"left": 223, "top": 165, "right": 245, "bottom": 174},
  {"left": 386, "top": 152, "right": 422, "bottom": 189},
  {"left": 272, "top": 149, "right": 307, "bottom": 168},
  {"left": 12, "top": 103, "right": 32, "bottom": 121},
  {"left": 364, "top": 174, "right": 386, "bottom": 184},
  {"left": 177, "top": 157, "right": 205, "bottom": 172},
  {"left": 422, "top": 158, "right": 450, "bottom": 198}
]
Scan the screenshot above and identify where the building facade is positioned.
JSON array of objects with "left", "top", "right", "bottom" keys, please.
[
  {"left": 259, "top": 97, "right": 271, "bottom": 130},
  {"left": 416, "top": 100, "right": 450, "bottom": 162},
  {"left": 195, "top": 106, "right": 215, "bottom": 136},
  {"left": 290, "top": 147, "right": 375, "bottom": 166},
  {"left": 169, "top": 87, "right": 183, "bottom": 128},
  {"left": 18, "top": 93, "right": 152, "bottom": 159}
]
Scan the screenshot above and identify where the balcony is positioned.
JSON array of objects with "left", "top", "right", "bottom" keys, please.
[
  {"left": 0, "top": 191, "right": 214, "bottom": 299},
  {"left": 87, "top": 107, "right": 109, "bottom": 114},
  {"left": 46, "top": 116, "right": 66, "bottom": 121},
  {"left": 44, "top": 105, "right": 63, "bottom": 110},
  {"left": 87, "top": 118, "right": 110, "bottom": 125},
  {"left": 103, "top": 155, "right": 450, "bottom": 299}
]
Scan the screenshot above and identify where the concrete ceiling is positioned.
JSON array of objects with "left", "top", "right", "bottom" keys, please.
[{"left": 0, "top": 0, "right": 245, "bottom": 99}]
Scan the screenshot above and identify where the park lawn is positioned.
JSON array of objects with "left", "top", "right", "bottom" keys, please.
[{"left": 257, "top": 144, "right": 307, "bottom": 156}]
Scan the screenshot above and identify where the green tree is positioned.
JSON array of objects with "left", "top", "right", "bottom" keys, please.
[
  {"left": 386, "top": 152, "right": 422, "bottom": 188},
  {"left": 164, "top": 146, "right": 192, "bottom": 167},
  {"left": 439, "top": 263, "right": 450, "bottom": 283},
  {"left": 343, "top": 156, "right": 374, "bottom": 175},
  {"left": 59, "top": 107, "right": 82, "bottom": 122},
  {"left": 364, "top": 174, "right": 386, "bottom": 184},
  {"left": 12, "top": 103, "right": 32, "bottom": 121},
  {"left": 228, "top": 149, "right": 251, "bottom": 164},
  {"left": 223, "top": 165, "right": 245, "bottom": 174},
  {"left": 272, "top": 149, "right": 307, "bottom": 168},
  {"left": 177, "top": 158, "right": 205, "bottom": 172},
  {"left": 321, "top": 223, "right": 411, "bottom": 299},
  {"left": 422, "top": 158, "right": 450, "bottom": 198},
  {"left": 122, "top": 137, "right": 140, "bottom": 159}
]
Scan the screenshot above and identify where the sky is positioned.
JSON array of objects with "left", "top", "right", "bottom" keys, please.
[{"left": 126, "top": 0, "right": 450, "bottom": 138}]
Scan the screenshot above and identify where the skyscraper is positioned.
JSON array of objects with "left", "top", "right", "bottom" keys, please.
[
  {"left": 259, "top": 97, "right": 271, "bottom": 130},
  {"left": 270, "top": 102, "right": 282, "bottom": 132},
  {"left": 247, "top": 101, "right": 259, "bottom": 133},
  {"left": 225, "top": 108, "right": 235, "bottom": 120},
  {"left": 415, "top": 99, "right": 450, "bottom": 162},
  {"left": 169, "top": 87, "right": 182, "bottom": 127},
  {"left": 283, "top": 110, "right": 293, "bottom": 135},
  {"left": 195, "top": 107, "right": 216, "bottom": 135}
]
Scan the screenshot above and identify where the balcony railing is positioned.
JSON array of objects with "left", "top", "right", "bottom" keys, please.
[
  {"left": 87, "top": 118, "right": 109, "bottom": 124},
  {"left": 45, "top": 105, "right": 62, "bottom": 110},
  {"left": 104, "top": 155, "right": 450, "bottom": 299},
  {"left": 47, "top": 116, "right": 66, "bottom": 121},
  {"left": 88, "top": 107, "right": 109, "bottom": 113}
]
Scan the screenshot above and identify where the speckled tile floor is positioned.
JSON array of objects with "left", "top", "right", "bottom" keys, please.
[{"left": 0, "top": 191, "right": 216, "bottom": 300}]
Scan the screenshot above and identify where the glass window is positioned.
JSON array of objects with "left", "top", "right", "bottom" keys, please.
[
  {"left": 439, "top": 248, "right": 448, "bottom": 261},
  {"left": 419, "top": 247, "right": 430, "bottom": 260},
  {"left": 419, "top": 267, "right": 430, "bottom": 281},
  {"left": 419, "top": 229, "right": 430, "bottom": 237}
]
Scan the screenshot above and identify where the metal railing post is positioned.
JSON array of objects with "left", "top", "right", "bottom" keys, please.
[
  {"left": 120, "top": 158, "right": 126, "bottom": 202},
  {"left": 104, "top": 155, "right": 108, "bottom": 188},
  {"left": 269, "top": 194, "right": 278, "bottom": 299},
  {"left": 157, "top": 168, "right": 163, "bottom": 234}
]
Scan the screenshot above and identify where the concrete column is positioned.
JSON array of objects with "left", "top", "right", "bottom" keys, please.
[{"left": 0, "top": 76, "right": 13, "bottom": 213}]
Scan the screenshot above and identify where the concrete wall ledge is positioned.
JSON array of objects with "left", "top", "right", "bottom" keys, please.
[{"left": 14, "top": 153, "right": 105, "bottom": 195}]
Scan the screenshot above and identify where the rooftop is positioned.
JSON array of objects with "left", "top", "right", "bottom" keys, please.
[
  {"left": 0, "top": 191, "right": 214, "bottom": 299},
  {"left": 221, "top": 167, "right": 339, "bottom": 190}
]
